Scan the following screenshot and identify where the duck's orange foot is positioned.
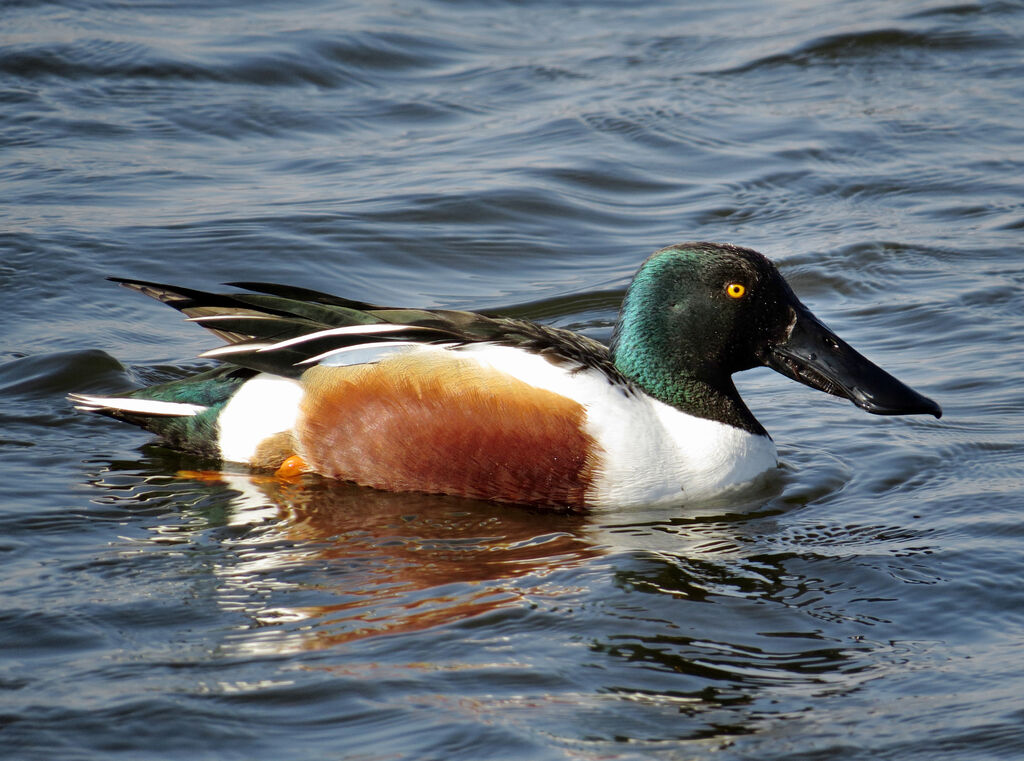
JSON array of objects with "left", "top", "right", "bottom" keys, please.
[{"left": 275, "top": 454, "right": 310, "bottom": 480}]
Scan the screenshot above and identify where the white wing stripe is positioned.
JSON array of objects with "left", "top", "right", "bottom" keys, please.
[
  {"left": 199, "top": 343, "right": 274, "bottom": 358},
  {"left": 298, "top": 341, "right": 435, "bottom": 365},
  {"left": 257, "top": 323, "right": 410, "bottom": 352},
  {"left": 187, "top": 314, "right": 281, "bottom": 322}
]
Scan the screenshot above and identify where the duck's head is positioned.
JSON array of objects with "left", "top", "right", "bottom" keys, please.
[{"left": 611, "top": 242, "right": 941, "bottom": 425}]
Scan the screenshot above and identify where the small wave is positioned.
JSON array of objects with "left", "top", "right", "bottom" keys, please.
[
  {"left": 0, "top": 28, "right": 465, "bottom": 89},
  {"left": 0, "top": 349, "right": 127, "bottom": 397},
  {"left": 719, "top": 26, "right": 1016, "bottom": 75}
]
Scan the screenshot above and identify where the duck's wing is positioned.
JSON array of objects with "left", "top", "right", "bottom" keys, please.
[{"left": 112, "top": 279, "right": 626, "bottom": 382}]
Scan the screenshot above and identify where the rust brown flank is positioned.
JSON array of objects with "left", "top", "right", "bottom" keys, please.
[{"left": 295, "top": 352, "right": 600, "bottom": 508}]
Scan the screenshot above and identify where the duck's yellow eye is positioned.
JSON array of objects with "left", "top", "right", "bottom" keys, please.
[{"left": 726, "top": 282, "right": 746, "bottom": 299}]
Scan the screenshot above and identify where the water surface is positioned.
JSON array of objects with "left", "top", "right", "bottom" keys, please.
[{"left": 2, "top": 1, "right": 1023, "bottom": 759}]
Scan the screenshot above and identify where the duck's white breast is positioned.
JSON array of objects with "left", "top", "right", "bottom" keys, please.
[
  {"left": 456, "top": 344, "right": 779, "bottom": 508},
  {"left": 583, "top": 395, "right": 778, "bottom": 508}
]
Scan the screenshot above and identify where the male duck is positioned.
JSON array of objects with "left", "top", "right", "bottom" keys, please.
[{"left": 71, "top": 242, "right": 940, "bottom": 510}]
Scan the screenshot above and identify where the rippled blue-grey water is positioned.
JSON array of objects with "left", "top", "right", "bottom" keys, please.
[{"left": 3, "top": 1, "right": 1023, "bottom": 759}]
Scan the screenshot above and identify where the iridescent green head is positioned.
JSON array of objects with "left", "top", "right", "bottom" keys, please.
[{"left": 611, "top": 242, "right": 940, "bottom": 432}]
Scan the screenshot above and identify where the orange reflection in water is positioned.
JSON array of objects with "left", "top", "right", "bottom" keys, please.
[{"left": 201, "top": 473, "right": 606, "bottom": 653}]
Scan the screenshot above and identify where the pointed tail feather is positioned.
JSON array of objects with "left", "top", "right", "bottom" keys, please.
[{"left": 68, "top": 393, "right": 207, "bottom": 417}]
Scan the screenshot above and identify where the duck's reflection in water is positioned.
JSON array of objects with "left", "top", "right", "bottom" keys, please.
[{"left": 202, "top": 473, "right": 604, "bottom": 654}]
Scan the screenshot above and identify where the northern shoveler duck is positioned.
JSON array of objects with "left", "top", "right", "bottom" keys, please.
[{"left": 71, "top": 242, "right": 941, "bottom": 510}]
